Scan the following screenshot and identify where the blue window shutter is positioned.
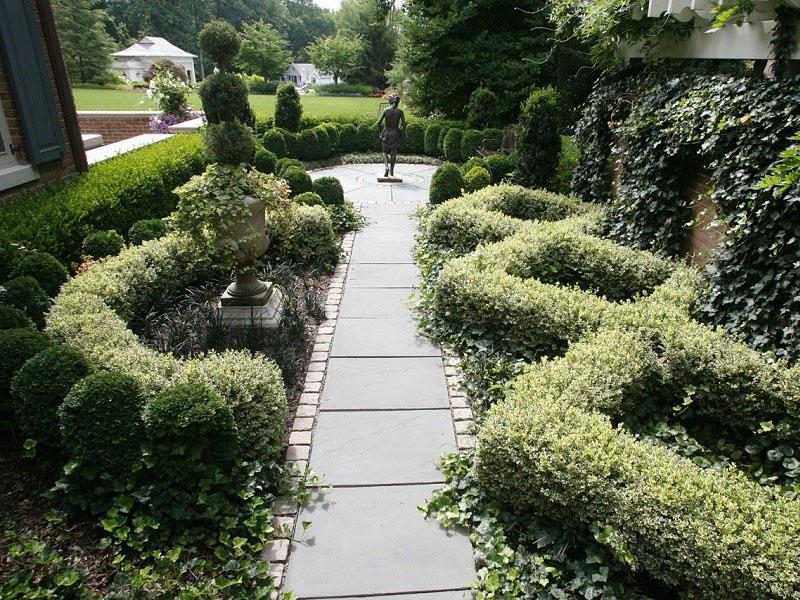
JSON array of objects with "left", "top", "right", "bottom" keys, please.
[{"left": 0, "top": 1, "right": 64, "bottom": 165}]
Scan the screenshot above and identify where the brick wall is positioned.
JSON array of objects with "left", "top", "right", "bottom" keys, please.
[
  {"left": 0, "top": 2, "right": 78, "bottom": 203},
  {"left": 78, "top": 111, "right": 156, "bottom": 144},
  {"left": 684, "top": 170, "right": 726, "bottom": 267}
]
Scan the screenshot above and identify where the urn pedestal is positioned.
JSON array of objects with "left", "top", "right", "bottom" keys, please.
[{"left": 216, "top": 195, "right": 284, "bottom": 329}]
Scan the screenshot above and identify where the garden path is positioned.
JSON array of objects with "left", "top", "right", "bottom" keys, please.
[{"left": 283, "top": 163, "right": 476, "bottom": 599}]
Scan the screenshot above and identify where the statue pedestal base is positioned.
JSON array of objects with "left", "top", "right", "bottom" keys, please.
[
  {"left": 216, "top": 286, "right": 284, "bottom": 329},
  {"left": 377, "top": 176, "right": 403, "bottom": 183}
]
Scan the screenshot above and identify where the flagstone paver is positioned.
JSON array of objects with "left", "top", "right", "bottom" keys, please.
[{"left": 283, "top": 164, "right": 475, "bottom": 599}]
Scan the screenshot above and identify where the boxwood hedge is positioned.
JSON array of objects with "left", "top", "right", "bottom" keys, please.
[{"left": 0, "top": 134, "right": 205, "bottom": 264}]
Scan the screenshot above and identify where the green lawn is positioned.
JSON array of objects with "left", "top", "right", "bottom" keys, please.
[{"left": 72, "top": 88, "right": 384, "bottom": 119}]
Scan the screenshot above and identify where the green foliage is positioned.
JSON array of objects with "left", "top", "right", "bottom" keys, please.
[
  {"left": 148, "top": 69, "right": 190, "bottom": 118},
  {"left": 198, "top": 19, "right": 241, "bottom": 69},
  {"left": 282, "top": 130, "right": 298, "bottom": 157},
  {"left": 1, "top": 277, "right": 50, "bottom": 328},
  {"left": 443, "top": 128, "right": 464, "bottom": 163},
  {"left": 355, "top": 122, "right": 375, "bottom": 152},
  {"left": 262, "top": 128, "right": 287, "bottom": 158},
  {"left": 59, "top": 371, "right": 145, "bottom": 480},
  {"left": 282, "top": 165, "right": 314, "bottom": 197},
  {"left": 516, "top": 86, "right": 562, "bottom": 189},
  {"left": 437, "top": 126, "right": 450, "bottom": 156},
  {"left": 575, "top": 71, "right": 800, "bottom": 359},
  {"left": 254, "top": 145, "right": 278, "bottom": 174},
  {"left": 276, "top": 158, "right": 304, "bottom": 177},
  {"left": 313, "top": 177, "right": 345, "bottom": 206},
  {"left": 297, "top": 128, "right": 321, "bottom": 161},
  {"left": 294, "top": 192, "right": 324, "bottom": 207},
  {"left": 265, "top": 204, "right": 339, "bottom": 271},
  {"left": 0, "top": 134, "right": 205, "bottom": 264},
  {"left": 465, "top": 86, "right": 499, "bottom": 129},
  {"left": 554, "top": 136, "right": 580, "bottom": 195},
  {"left": 483, "top": 154, "right": 515, "bottom": 184},
  {"left": 11, "top": 344, "right": 90, "bottom": 451},
  {"left": 338, "top": 123, "right": 358, "bottom": 152},
  {"left": 205, "top": 120, "right": 257, "bottom": 166},
  {"left": 316, "top": 83, "right": 373, "bottom": 96},
  {"left": 11, "top": 252, "right": 69, "bottom": 298},
  {"left": 144, "top": 383, "right": 237, "bottom": 481},
  {"left": 460, "top": 129, "right": 483, "bottom": 161},
  {"left": 275, "top": 83, "right": 303, "bottom": 132},
  {"left": 463, "top": 166, "right": 491, "bottom": 193},
  {"left": 54, "top": 0, "right": 115, "bottom": 84},
  {"left": 306, "top": 33, "right": 366, "bottom": 85},
  {"left": 327, "top": 201, "right": 365, "bottom": 234},
  {"left": 237, "top": 19, "right": 292, "bottom": 80},
  {"left": 128, "top": 218, "right": 168, "bottom": 245},
  {"left": 313, "top": 125, "right": 333, "bottom": 158},
  {"left": 0, "top": 328, "right": 50, "bottom": 405},
  {"left": 82, "top": 229, "right": 124, "bottom": 259},
  {"left": 199, "top": 72, "right": 255, "bottom": 127},
  {"left": 403, "top": 122, "right": 426, "bottom": 155},
  {"left": 429, "top": 164, "right": 465, "bottom": 205},
  {"left": 320, "top": 123, "right": 341, "bottom": 154},
  {"left": 0, "top": 531, "right": 91, "bottom": 599},
  {"left": 424, "top": 123, "right": 443, "bottom": 157},
  {"left": 0, "top": 305, "right": 34, "bottom": 330}
]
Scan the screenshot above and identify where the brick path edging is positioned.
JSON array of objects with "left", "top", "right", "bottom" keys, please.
[{"left": 263, "top": 230, "right": 355, "bottom": 591}]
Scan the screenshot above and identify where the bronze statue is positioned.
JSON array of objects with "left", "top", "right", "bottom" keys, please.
[{"left": 376, "top": 94, "right": 406, "bottom": 179}]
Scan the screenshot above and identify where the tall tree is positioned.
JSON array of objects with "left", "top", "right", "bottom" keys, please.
[
  {"left": 306, "top": 33, "right": 365, "bottom": 84},
  {"left": 335, "top": 0, "right": 398, "bottom": 87},
  {"left": 395, "top": 0, "right": 554, "bottom": 123},
  {"left": 285, "top": 0, "right": 336, "bottom": 60},
  {"left": 237, "top": 20, "right": 293, "bottom": 79},
  {"left": 55, "top": 0, "right": 117, "bottom": 83}
]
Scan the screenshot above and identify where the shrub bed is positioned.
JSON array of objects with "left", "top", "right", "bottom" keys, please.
[{"left": 0, "top": 134, "right": 205, "bottom": 264}]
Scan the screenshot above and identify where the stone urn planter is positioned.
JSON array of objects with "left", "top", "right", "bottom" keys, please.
[{"left": 217, "top": 195, "right": 284, "bottom": 327}]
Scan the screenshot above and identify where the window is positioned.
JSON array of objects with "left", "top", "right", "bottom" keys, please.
[{"left": 0, "top": 102, "right": 16, "bottom": 167}]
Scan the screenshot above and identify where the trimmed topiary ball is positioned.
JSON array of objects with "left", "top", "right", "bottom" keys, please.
[
  {"left": 516, "top": 86, "right": 562, "bottom": 189},
  {"left": 484, "top": 154, "right": 515, "bottom": 183},
  {"left": 82, "top": 230, "right": 124, "bottom": 259},
  {"left": 339, "top": 123, "right": 357, "bottom": 153},
  {"left": 128, "top": 219, "right": 168, "bottom": 245},
  {"left": 294, "top": 192, "right": 324, "bottom": 206},
  {"left": 59, "top": 371, "right": 144, "bottom": 478},
  {"left": 281, "top": 130, "right": 298, "bottom": 157},
  {"left": 404, "top": 122, "right": 426, "bottom": 155},
  {"left": 144, "top": 383, "right": 237, "bottom": 479},
  {"left": 464, "top": 165, "right": 492, "bottom": 192},
  {"left": 314, "top": 126, "right": 332, "bottom": 158},
  {"left": 254, "top": 145, "right": 277, "bottom": 174},
  {"left": 465, "top": 86, "right": 499, "bottom": 129},
  {"left": 424, "top": 124, "right": 443, "bottom": 157},
  {"left": 313, "top": 177, "right": 345, "bottom": 206},
  {"left": 11, "top": 252, "right": 68, "bottom": 298},
  {"left": 322, "top": 123, "right": 340, "bottom": 153},
  {"left": 0, "top": 328, "right": 50, "bottom": 407},
  {"left": 437, "top": 126, "right": 451, "bottom": 156},
  {"left": 262, "top": 129, "right": 287, "bottom": 157},
  {"left": 356, "top": 123, "right": 374, "bottom": 152},
  {"left": 0, "top": 236, "right": 21, "bottom": 281},
  {"left": 429, "top": 163, "right": 465, "bottom": 205},
  {"left": 297, "top": 129, "right": 321, "bottom": 161},
  {"left": 0, "top": 305, "right": 34, "bottom": 330},
  {"left": 198, "top": 19, "right": 241, "bottom": 69},
  {"left": 461, "top": 129, "right": 484, "bottom": 161},
  {"left": 11, "top": 344, "right": 90, "bottom": 450},
  {"left": 275, "top": 83, "right": 302, "bottom": 132},
  {"left": 276, "top": 158, "right": 304, "bottom": 177},
  {"left": 205, "top": 120, "right": 257, "bottom": 166},
  {"left": 282, "top": 165, "right": 313, "bottom": 197},
  {"left": 444, "top": 128, "right": 464, "bottom": 162},
  {"left": 463, "top": 156, "right": 488, "bottom": 174},
  {"left": 1, "top": 276, "right": 49, "bottom": 327},
  {"left": 198, "top": 72, "right": 255, "bottom": 127}
]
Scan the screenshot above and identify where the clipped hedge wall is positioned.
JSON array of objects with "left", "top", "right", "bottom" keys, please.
[
  {"left": 0, "top": 135, "right": 205, "bottom": 264},
  {"left": 47, "top": 234, "right": 288, "bottom": 463}
]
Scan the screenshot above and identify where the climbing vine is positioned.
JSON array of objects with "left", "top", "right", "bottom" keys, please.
[
  {"left": 773, "top": 5, "right": 800, "bottom": 79},
  {"left": 572, "top": 70, "right": 800, "bottom": 359}
]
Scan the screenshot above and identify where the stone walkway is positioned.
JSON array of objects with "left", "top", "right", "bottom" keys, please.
[{"left": 283, "top": 163, "right": 476, "bottom": 599}]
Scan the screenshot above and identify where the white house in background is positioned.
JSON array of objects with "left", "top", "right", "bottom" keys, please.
[
  {"left": 620, "top": 0, "right": 800, "bottom": 60},
  {"left": 111, "top": 36, "right": 198, "bottom": 83},
  {"left": 282, "top": 63, "right": 336, "bottom": 87}
]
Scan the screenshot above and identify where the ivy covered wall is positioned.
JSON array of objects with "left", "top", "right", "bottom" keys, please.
[{"left": 572, "top": 69, "right": 800, "bottom": 360}]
